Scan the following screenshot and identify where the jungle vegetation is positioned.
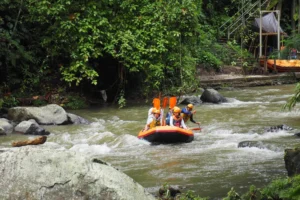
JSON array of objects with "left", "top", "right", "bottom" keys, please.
[
  {"left": 159, "top": 174, "right": 300, "bottom": 200},
  {"left": 1, "top": 0, "right": 300, "bottom": 108}
]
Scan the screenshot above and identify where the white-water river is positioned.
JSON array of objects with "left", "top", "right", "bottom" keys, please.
[{"left": 1, "top": 84, "right": 300, "bottom": 199}]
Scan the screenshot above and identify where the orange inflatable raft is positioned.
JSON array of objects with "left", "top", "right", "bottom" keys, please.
[
  {"left": 260, "top": 59, "right": 300, "bottom": 72},
  {"left": 138, "top": 126, "right": 194, "bottom": 143}
]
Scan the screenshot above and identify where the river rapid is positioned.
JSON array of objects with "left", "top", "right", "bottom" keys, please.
[{"left": 1, "top": 84, "right": 300, "bottom": 199}]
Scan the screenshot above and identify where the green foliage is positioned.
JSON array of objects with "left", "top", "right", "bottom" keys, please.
[
  {"left": 158, "top": 183, "right": 207, "bottom": 200},
  {"left": 158, "top": 175, "right": 300, "bottom": 200},
  {"left": 25, "top": 0, "right": 203, "bottom": 94},
  {"left": 259, "top": 175, "right": 300, "bottom": 200},
  {"left": 0, "top": 98, "right": 3, "bottom": 109},
  {"left": 196, "top": 27, "right": 223, "bottom": 71},
  {"left": 177, "top": 190, "right": 208, "bottom": 200},
  {"left": 117, "top": 90, "right": 126, "bottom": 109},
  {"left": 0, "top": 0, "right": 46, "bottom": 91},
  {"left": 2, "top": 95, "right": 19, "bottom": 108},
  {"left": 241, "top": 185, "right": 262, "bottom": 200},
  {"left": 63, "top": 95, "right": 87, "bottom": 110},
  {"left": 222, "top": 175, "right": 300, "bottom": 200},
  {"left": 280, "top": 34, "right": 300, "bottom": 59},
  {"left": 198, "top": 50, "right": 222, "bottom": 70},
  {"left": 32, "top": 99, "right": 47, "bottom": 107},
  {"left": 223, "top": 188, "right": 241, "bottom": 200},
  {"left": 283, "top": 82, "right": 300, "bottom": 110},
  {"left": 227, "top": 41, "right": 252, "bottom": 60}
]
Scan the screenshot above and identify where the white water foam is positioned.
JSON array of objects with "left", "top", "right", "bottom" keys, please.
[{"left": 70, "top": 143, "right": 111, "bottom": 155}]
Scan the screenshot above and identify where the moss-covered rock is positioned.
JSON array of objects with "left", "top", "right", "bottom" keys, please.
[{"left": 284, "top": 148, "right": 300, "bottom": 176}]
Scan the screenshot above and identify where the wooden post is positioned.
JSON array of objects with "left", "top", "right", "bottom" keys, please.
[
  {"left": 274, "top": 59, "right": 277, "bottom": 73},
  {"left": 259, "top": 11, "right": 262, "bottom": 57},
  {"left": 264, "top": 56, "right": 267, "bottom": 73}
]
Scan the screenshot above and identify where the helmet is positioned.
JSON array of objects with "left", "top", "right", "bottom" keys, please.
[
  {"left": 173, "top": 106, "right": 181, "bottom": 113},
  {"left": 153, "top": 108, "right": 161, "bottom": 114},
  {"left": 187, "top": 104, "right": 193, "bottom": 109}
]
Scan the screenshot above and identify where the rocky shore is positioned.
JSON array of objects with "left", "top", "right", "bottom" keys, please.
[{"left": 199, "top": 72, "right": 299, "bottom": 89}]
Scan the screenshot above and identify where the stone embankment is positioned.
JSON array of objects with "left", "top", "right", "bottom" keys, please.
[{"left": 199, "top": 73, "right": 300, "bottom": 89}]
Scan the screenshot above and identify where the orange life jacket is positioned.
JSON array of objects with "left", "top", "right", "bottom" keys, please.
[{"left": 149, "top": 117, "right": 161, "bottom": 129}]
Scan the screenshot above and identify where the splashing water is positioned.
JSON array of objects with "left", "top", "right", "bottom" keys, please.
[{"left": 1, "top": 84, "right": 300, "bottom": 198}]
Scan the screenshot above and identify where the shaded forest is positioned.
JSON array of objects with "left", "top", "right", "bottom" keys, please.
[{"left": 1, "top": 0, "right": 300, "bottom": 108}]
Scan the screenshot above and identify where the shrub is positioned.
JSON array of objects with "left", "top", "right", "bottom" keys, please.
[
  {"left": 63, "top": 95, "right": 87, "bottom": 110},
  {"left": 2, "top": 95, "right": 19, "bottom": 108},
  {"left": 32, "top": 99, "right": 47, "bottom": 107}
]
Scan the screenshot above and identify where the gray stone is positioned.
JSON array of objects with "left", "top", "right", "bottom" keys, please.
[
  {"left": 238, "top": 141, "right": 264, "bottom": 148},
  {"left": 67, "top": 113, "right": 90, "bottom": 125},
  {"left": 284, "top": 148, "right": 300, "bottom": 176},
  {"left": 0, "top": 118, "right": 13, "bottom": 135},
  {"left": 200, "top": 88, "right": 227, "bottom": 104},
  {"left": 14, "top": 120, "right": 50, "bottom": 135},
  {"left": 265, "top": 124, "right": 293, "bottom": 132},
  {"left": 14, "top": 120, "right": 36, "bottom": 133},
  {"left": 179, "top": 96, "right": 201, "bottom": 105},
  {"left": 0, "top": 147, "right": 156, "bottom": 200},
  {"left": 8, "top": 104, "right": 68, "bottom": 125},
  {"left": 25, "top": 124, "right": 50, "bottom": 135}
]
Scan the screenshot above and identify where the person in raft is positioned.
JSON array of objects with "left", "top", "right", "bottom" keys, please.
[
  {"left": 291, "top": 48, "right": 297, "bottom": 59},
  {"left": 165, "top": 106, "right": 173, "bottom": 125},
  {"left": 169, "top": 107, "right": 187, "bottom": 129},
  {"left": 181, "top": 104, "right": 200, "bottom": 125},
  {"left": 144, "top": 108, "right": 162, "bottom": 131},
  {"left": 147, "top": 101, "right": 157, "bottom": 123}
]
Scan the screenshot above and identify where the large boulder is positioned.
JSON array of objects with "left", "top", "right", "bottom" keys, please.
[
  {"left": 8, "top": 104, "right": 68, "bottom": 125},
  {"left": 14, "top": 120, "right": 50, "bottom": 135},
  {"left": 0, "top": 118, "right": 13, "bottom": 135},
  {"left": 0, "top": 147, "right": 155, "bottom": 200},
  {"left": 200, "top": 88, "right": 227, "bottom": 104},
  {"left": 284, "top": 148, "right": 300, "bottom": 177},
  {"left": 179, "top": 96, "right": 202, "bottom": 105}
]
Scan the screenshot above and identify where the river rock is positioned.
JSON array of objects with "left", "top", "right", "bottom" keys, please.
[
  {"left": 238, "top": 141, "right": 265, "bottom": 148},
  {"left": 0, "top": 146, "right": 156, "bottom": 200},
  {"left": 294, "top": 132, "right": 300, "bottom": 137},
  {"left": 0, "top": 118, "right": 13, "bottom": 135},
  {"left": 200, "top": 88, "right": 227, "bottom": 104},
  {"left": 0, "top": 108, "right": 8, "bottom": 118},
  {"left": 265, "top": 124, "right": 293, "bottom": 132},
  {"left": 284, "top": 148, "right": 300, "bottom": 176},
  {"left": 159, "top": 185, "right": 181, "bottom": 198},
  {"left": 67, "top": 113, "right": 90, "bottom": 125},
  {"left": 179, "top": 96, "right": 202, "bottom": 105},
  {"left": 14, "top": 120, "right": 50, "bottom": 135},
  {"left": 8, "top": 104, "right": 68, "bottom": 125}
]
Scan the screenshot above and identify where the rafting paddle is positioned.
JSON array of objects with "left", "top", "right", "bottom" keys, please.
[
  {"left": 153, "top": 98, "right": 160, "bottom": 110},
  {"left": 190, "top": 127, "right": 201, "bottom": 131},
  {"left": 162, "top": 97, "right": 168, "bottom": 109},
  {"left": 161, "top": 97, "right": 169, "bottom": 125},
  {"left": 169, "top": 97, "right": 177, "bottom": 109}
]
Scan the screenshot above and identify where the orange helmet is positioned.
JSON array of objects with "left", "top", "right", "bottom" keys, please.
[
  {"left": 173, "top": 106, "right": 181, "bottom": 113},
  {"left": 187, "top": 104, "right": 193, "bottom": 109},
  {"left": 153, "top": 108, "right": 161, "bottom": 114}
]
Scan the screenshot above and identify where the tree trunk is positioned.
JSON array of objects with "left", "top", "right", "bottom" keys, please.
[
  {"left": 12, "top": 136, "right": 47, "bottom": 147},
  {"left": 276, "top": 0, "right": 283, "bottom": 12},
  {"left": 292, "top": 0, "right": 296, "bottom": 34},
  {"left": 298, "top": 0, "right": 300, "bottom": 33}
]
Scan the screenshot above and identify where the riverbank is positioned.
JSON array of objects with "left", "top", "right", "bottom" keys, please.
[{"left": 198, "top": 66, "right": 300, "bottom": 89}]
